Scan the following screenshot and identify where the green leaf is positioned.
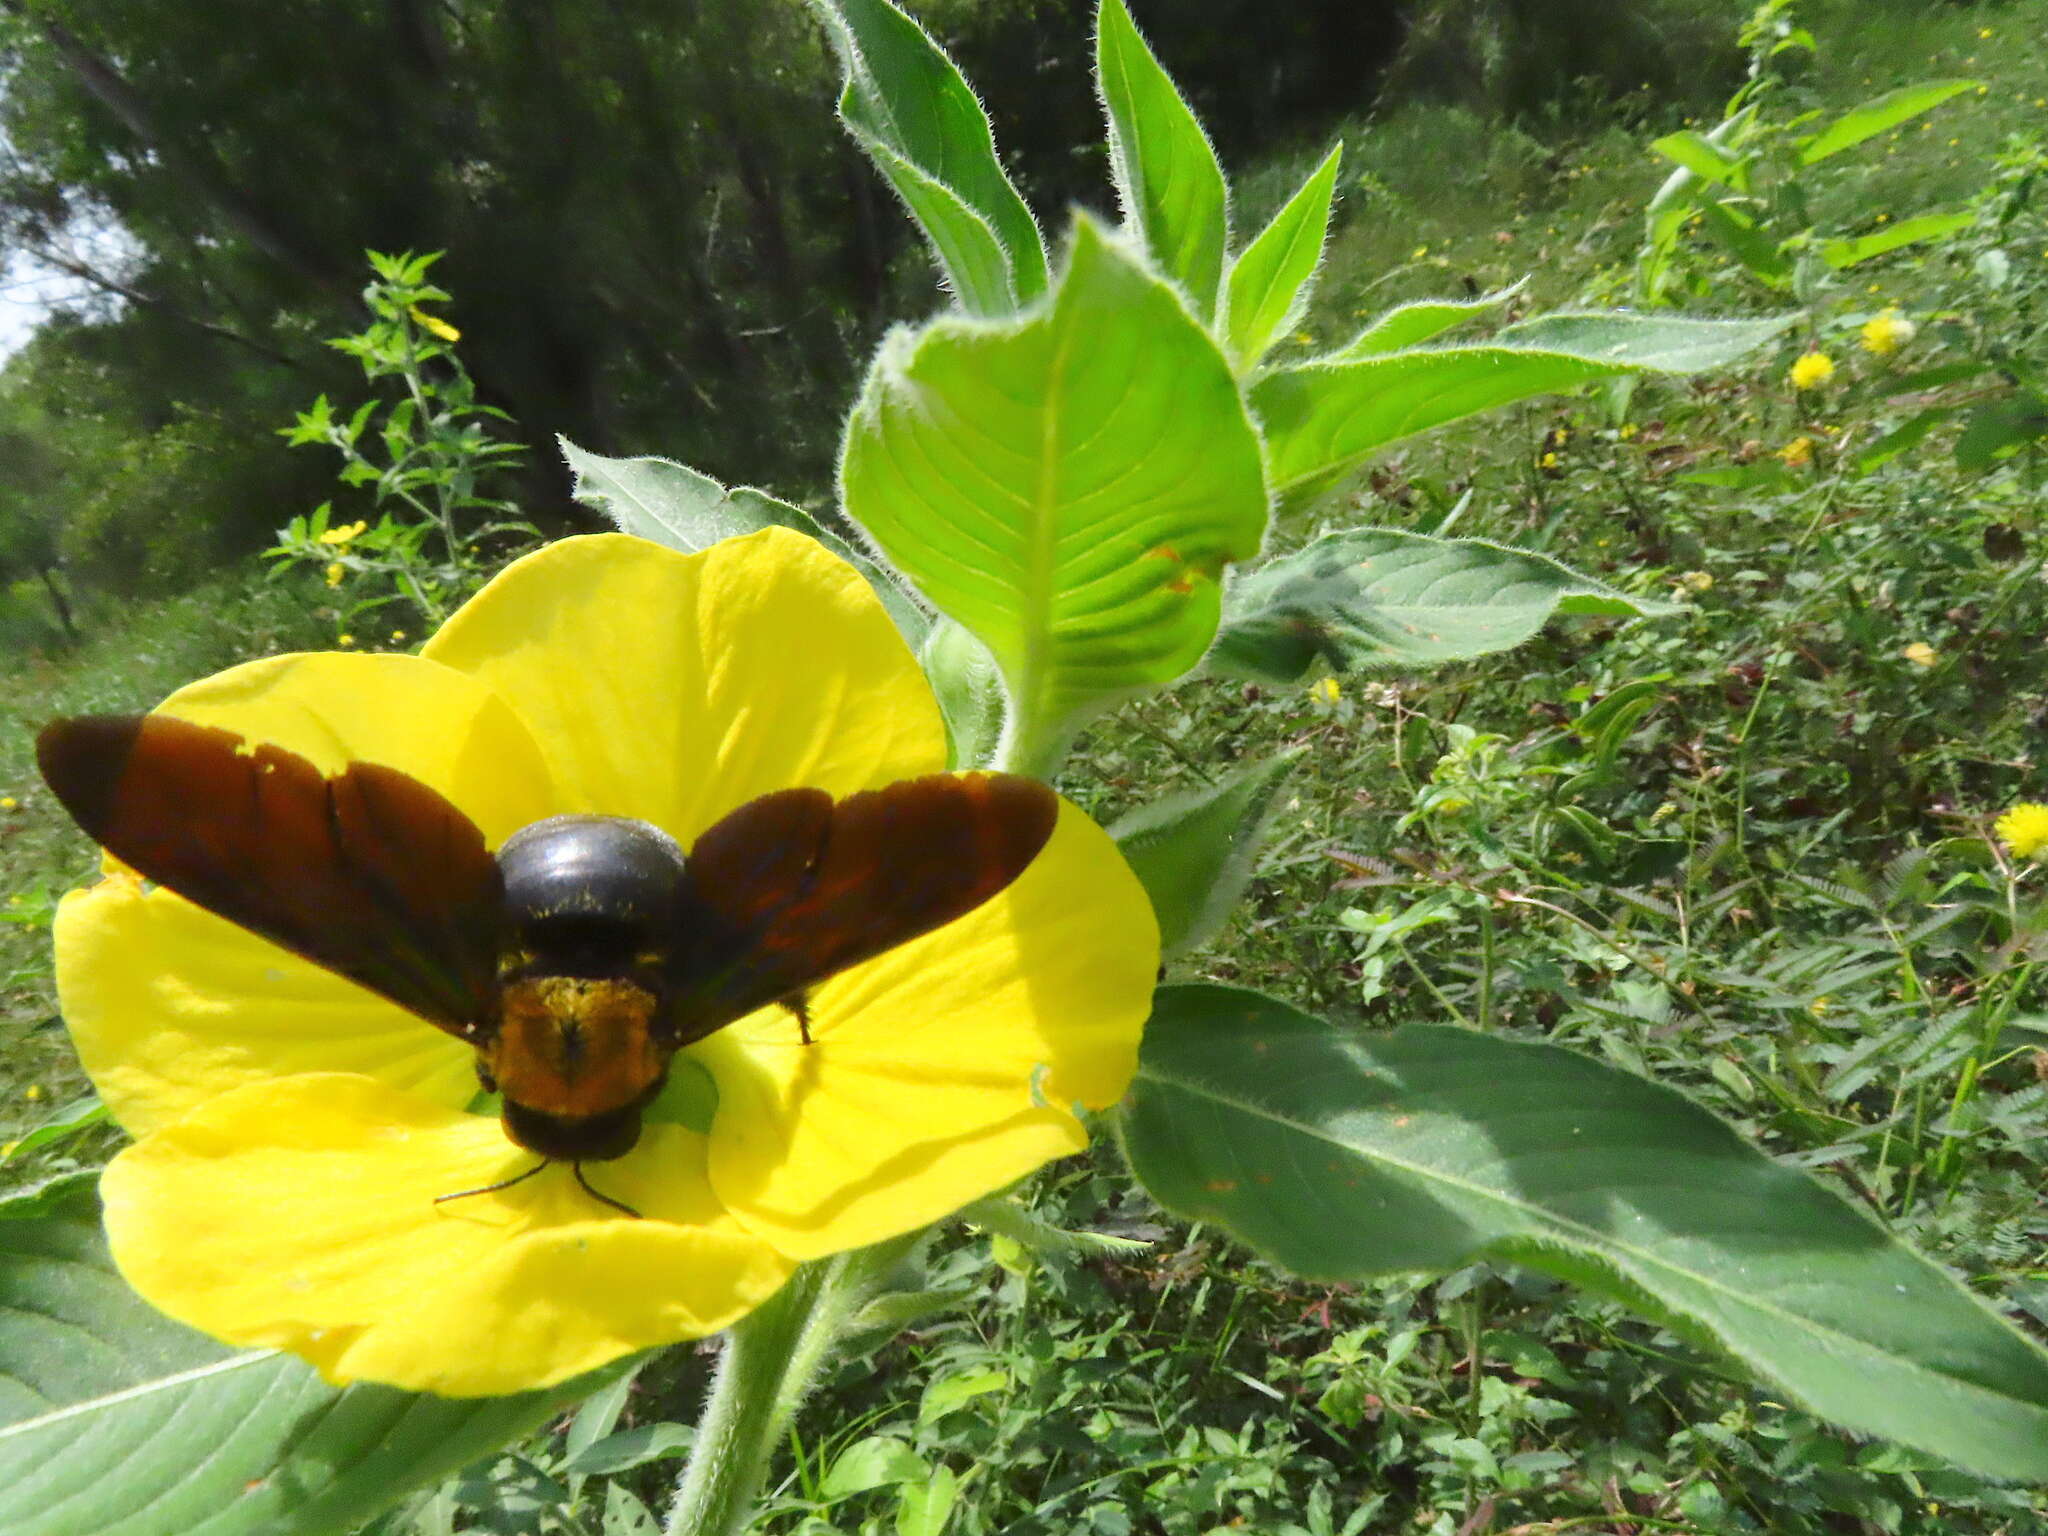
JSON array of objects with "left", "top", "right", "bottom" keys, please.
[
  {"left": 1255, "top": 313, "right": 1792, "bottom": 496},
  {"left": 1121, "top": 984, "right": 2048, "bottom": 1481},
  {"left": 821, "top": 1435, "right": 927, "bottom": 1497},
  {"left": 1224, "top": 143, "right": 1342, "bottom": 367},
  {"left": 918, "top": 618, "right": 1007, "bottom": 769},
  {"left": 1799, "top": 80, "right": 1979, "bottom": 164},
  {"left": 1108, "top": 752, "right": 1300, "bottom": 957},
  {"left": 1096, "top": 0, "right": 1229, "bottom": 322},
  {"left": 1854, "top": 408, "right": 1952, "bottom": 473},
  {"left": 1821, "top": 211, "right": 1976, "bottom": 270},
  {"left": 559, "top": 1423, "right": 693, "bottom": 1477},
  {"left": 0, "top": 1096, "right": 107, "bottom": 1165},
  {"left": 815, "top": 0, "right": 1046, "bottom": 314},
  {"left": 561, "top": 437, "right": 929, "bottom": 646},
  {"left": 0, "top": 1181, "right": 605, "bottom": 1536},
  {"left": 895, "top": 1465, "right": 960, "bottom": 1536},
  {"left": 1694, "top": 200, "right": 1793, "bottom": 287},
  {"left": 1649, "top": 129, "right": 1744, "bottom": 188},
  {"left": 561, "top": 437, "right": 831, "bottom": 550},
  {"left": 1207, "top": 528, "right": 1678, "bottom": 683},
  {"left": 1954, "top": 399, "right": 2048, "bottom": 471},
  {"left": 1328, "top": 282, "right": 1524, "bottom": 361},
  {"left": 918, "top": 1368, "right": 1009, "bottom": 1424},
  {"left": 1490, "top": 311, "right": 1793, "bottom": 370},
  {"left": 842, "top": 217, "right": 1268, "bottom": 771}
]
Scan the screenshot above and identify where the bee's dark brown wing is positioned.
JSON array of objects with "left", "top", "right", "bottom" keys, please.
[
  {"left": 665, "top": 772, "right": 1059, "bottom": 1044},
  {"left": 37, "top": 714, "right": 504, "bottom": 1037}
]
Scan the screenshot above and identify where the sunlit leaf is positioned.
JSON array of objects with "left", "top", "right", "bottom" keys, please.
[
  {"left": 842, "top": 217, "right": 1267, "bottom": 769},
  {"left": 1255, "top": 313, "right": 1792, "bottom": 496},
  {"left": 1224, "top": 143, "right": 1342, "bottom": 367},
  {"left": 1329, "top": 281, "right": 1525, "bottom": 361},
  {"left": 1122, "top": 985, "right": 2048, "bottom": 1481},
  {"left": 1822, "top": 211, "right": 1976, "bottom": 269},
  {"left": 1799, "top": 80, "right": 1979, "bottom": 164},
  {"left": 1649, "top": 129, "right": 1745, "bottom": 188},
  {"left": 816, "top": 0, "right": 1046, "bottom": 314},
  {"left": 1097, "top": 0, "right": 1230, "bottom": 322}
]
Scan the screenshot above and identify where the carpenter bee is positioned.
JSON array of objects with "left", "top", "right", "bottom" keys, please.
[{"left": 37, "top": 715, "right": 1057, "bottom": 1214}]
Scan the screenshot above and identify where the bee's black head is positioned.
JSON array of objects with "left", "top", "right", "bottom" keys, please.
[{"left": 497, "top": 814, "right": 687, "bottom": 972}]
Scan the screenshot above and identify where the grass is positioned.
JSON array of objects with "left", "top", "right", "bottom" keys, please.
[{"left": 7, "top": 1, "right": 2048, "bottom": 1531}]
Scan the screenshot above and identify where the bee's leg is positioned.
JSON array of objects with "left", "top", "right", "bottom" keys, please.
[
  {"left": 781, "top": 991, "right": 814, "bottom": 1045},
  {"left": 573, "top": 1163, "right": 643, "bottom": 1219},
  {"left": 434, "top": 1159, "right": 547, "bottom": 1207}
]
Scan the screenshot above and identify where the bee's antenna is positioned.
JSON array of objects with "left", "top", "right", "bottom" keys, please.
[
  {"left": 434, "top": 1160, "right": 550, "bottom": 1206},
  {"left": 573, "top": 1163, "right": 643, "bottom": 1219}
]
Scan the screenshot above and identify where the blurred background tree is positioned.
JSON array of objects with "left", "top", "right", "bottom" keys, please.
[{"left": 0, "top": 0, "right": 1737, "bottom": 615}]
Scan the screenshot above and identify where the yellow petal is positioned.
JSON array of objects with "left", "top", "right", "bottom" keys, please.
[
  {"left": 422, "top": 531, "right": 945, "bottom": 842},
  {"left": 56, "top": 653, "right": 566, "bottom": 1134},
  {"left": 101, "top": 1074, "right": 795, "bottom": 1396},
  {"left": 149, "top": 650, "right": 563, "bottom": 844},
  {"left": 698, "top": 800, "right": 1157, "bottom": 1258},
  {"left": 56, "top": 877, "right": 476, "bottom": 1135}
]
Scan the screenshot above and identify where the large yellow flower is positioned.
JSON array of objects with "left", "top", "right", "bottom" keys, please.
[{"left": 55, "top": 530, "right": 1157, "bottom": 1396}]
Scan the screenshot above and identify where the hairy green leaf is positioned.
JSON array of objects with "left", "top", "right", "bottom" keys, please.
[
  {"left": 1109, "top": 752, "right": 1300, "bottom": 957},
  {"left": 1208, "top": 528, "right": 1677, "bottom": 682},
  {"left": 1329, "top": 281, "right": 1524, "bottom": 361},
  {"left": 1255, "top": 313, "right": 1791, "bottom": 495},
  {"left": 919, "top": 617, "right": 1007, "bottom": 769},
  {"left": 1224, "top": 143, "right": 1341, "bottom": 367},
  {"left": 815, "top": 0, "right": 1046, "bottom": 313},
  {"left": 561, "top": 438, "right": 928, "bottom": 644},
  {"left": 1096, "top": 0, "right": 1229, "bottom": 322},
  {"left": 0, "top": 1181, "right": 608, "bottom": 1536},
  {"left": 842, "top": 217, "right": 1267, "bottom": 770},
  {"left": 1122, "top": 984, "right": 2048, "bottom": 1481}
]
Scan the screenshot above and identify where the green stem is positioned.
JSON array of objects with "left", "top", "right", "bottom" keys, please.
[
  {"left": 665, "top": 1266, "right": 829, "bottom": 1536},
  {"left": 664, "top": 1235, "right": 922, "bottom": 1536}
]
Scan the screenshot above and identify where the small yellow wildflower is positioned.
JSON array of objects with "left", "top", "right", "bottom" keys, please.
[
  {"left": 408, "top": 306, "right": 462, "bottom": 344},
  {"left": 1539, "top": 452, "right": 1560, "bottom": 469},
  {"left": 24, "top": 1084, "right": 45, "bottom": 1103},
  {"left": 1411, "top": 245, "right": 1429, "bottom": 259},
  {"left": 0, "top": 1142, "right": 17, "bottom": 1160},
  {"left": 1861, "top": 310, "right": 1916, "bottom": 357},
  {"left": 1979, "top": 26, "right": 1994, "bottom": 37},
  {"left": 1618, "top": 422, "right": 1638, "bottom": 440},
  {"left": 1777, "top": 436, "right": 1815, "bottom": 468},
  {"left": 337, "top": 633, "right": 357, "bottom": 648},
  {"left": 1901, "top": 641, "right": 1937, "bottom": 668},
  {"left": 1679, "top": 570, "right": 1714, "bottom": 592},
  {"left": 1313, "top": 677, "right": 1342, "bottom": 705},
  {"left": 317, "top": 520, "right": 368, "bottom": 546},
  {"left": 1809, "top": 996, "right": 1832, "bottom": 1018},
  {"left": 0, "top": 797, "right": 16, "bottom": 812},
  {"left": 1789, "top": 352, "right": 1835, "bottom": 390},
  {"left": 1997, "top": 803, "right": 2048, "bottom": 860},
  {"left": 324, "top": 562, "right": 346, "bottom": 589},
  {"left": 390, "top": 629, "right": 408, "bottom": 644}
]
